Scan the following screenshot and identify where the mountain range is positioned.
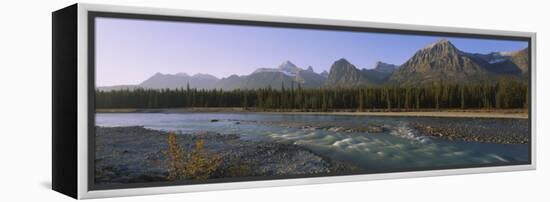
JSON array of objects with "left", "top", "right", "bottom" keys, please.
[
  {"left": 98, "top": 39, "right": 528, "bottom": 91},
  {"left": 388, "top": 39, "right": 528, "bottom": 85}
]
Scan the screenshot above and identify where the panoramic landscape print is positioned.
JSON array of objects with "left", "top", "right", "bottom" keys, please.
[{"left": 94, "top": 17, "right": 530, "bottom": 187}]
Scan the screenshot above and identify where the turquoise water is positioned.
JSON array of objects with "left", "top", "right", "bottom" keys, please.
[{"left": 96, "top": 113, "right": 529, "bottom": 171}]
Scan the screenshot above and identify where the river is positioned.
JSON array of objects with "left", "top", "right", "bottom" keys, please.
[{"left": 96, "top": 112, "right": 530, "bottom": 171}]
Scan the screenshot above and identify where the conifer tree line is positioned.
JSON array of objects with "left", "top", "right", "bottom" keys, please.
[{"left": 96, "top": 77, "right": 528, "bottom": 111}]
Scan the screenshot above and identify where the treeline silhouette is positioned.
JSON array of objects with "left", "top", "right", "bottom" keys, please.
[{"left": 96, "top": 77, "right": 528, "bottom": 111}]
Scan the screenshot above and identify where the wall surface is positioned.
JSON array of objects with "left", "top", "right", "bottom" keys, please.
[{"left": 0, "top": 0, "right": 547, "bottom": 201}]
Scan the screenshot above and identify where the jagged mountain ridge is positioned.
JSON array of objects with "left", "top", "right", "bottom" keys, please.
[
  {"left": 389, "top": 39, "right": 489, "bottom": 85},
  {"left": 389, "top": 39, "right": 527, "bottom": 85}
]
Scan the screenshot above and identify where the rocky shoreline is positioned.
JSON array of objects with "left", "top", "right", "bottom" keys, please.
[
  {"left": 412, "top": 122, "right": 529, "bottom": 144},
  {"left": 95, "top": 126, "right": 357, "bottom": 185}
]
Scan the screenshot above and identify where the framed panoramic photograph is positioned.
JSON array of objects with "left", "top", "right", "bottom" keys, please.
[{"left": 52, "top": 3, "right": 536, "bottom": 199}]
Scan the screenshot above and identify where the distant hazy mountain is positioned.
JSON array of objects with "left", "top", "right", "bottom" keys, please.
[
  {"left": 219, "top": 61, "right": 326, "bottom": 90},
  {"left": 215, "top": 74, "right": 246, "bottom": 90},
  {"left": 140, "top": 72, "right": 219, "bottom": 89},
  {"left": 243, "top": 71, "right": 296, "bottom": 89},
  {"left": 320, "top": 70, "right": 329, "bottom": 78},
  {"left": 278, "top": 60, "right": 302, "bottom": 75},
  {"left": 372, "top": 61, "right": 398, "bottom": 74},
  {"left": 252, "top": 60, "right": 303, "bottom": 76},
  {"left": 466, "top": 48, "right": 529, "bottom": 75},
  {"left": 99, "top": 61, "right": 327, "bottom": 91},
  {"left": 216, "top": 71, "right": 294, "bottom": 90},
  {"left": 295, "top": 68, "right": 327, "bottom": 88},
  {"left": 97, "top": 85, "right": 140, "bottom": 91},
  {"left": 505, "top": 48, "right": 529, "bottom": 74},
  {"left": 361, "top": 61, "right": 398, "bottom": 84}
]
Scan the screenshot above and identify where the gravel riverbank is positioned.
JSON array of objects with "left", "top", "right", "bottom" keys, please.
[
  {"left": 95, "top": 126, "right": 356, "bottom": 185},
  {"left": 412, "top": 121, "right": 529, "bottom": 144}
]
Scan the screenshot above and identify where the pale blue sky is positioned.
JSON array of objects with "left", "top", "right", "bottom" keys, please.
[{"left": 95, "top": 17, "right": 528, "bottom": 86}]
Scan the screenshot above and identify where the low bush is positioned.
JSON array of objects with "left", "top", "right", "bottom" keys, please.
[{"left": 166, "top": 133, "right": 221, "bottom": 181}]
